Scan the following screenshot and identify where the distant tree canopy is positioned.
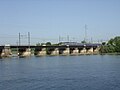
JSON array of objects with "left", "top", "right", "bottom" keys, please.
[
  {"left": 46, "top": 42, "right": 51, "bottom": 46},
  {"left": 108, "top": 36, "right": 120, "bottom": 52},
  {"left": 36, "top": 42, "right": 52, "bottom": 46},
  {"left": 36, "top": 43, "right": 41, "bottom": 46},
  {"left": 100, "top": 36, "right": 120, "bottom": 53},
  {"left": 81, "top": 40, "right": 87, "bottom": 44}
]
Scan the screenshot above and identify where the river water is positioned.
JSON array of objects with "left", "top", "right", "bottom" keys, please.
[{"left": 0, "top": 55, "right": 120, "bottom": 90}]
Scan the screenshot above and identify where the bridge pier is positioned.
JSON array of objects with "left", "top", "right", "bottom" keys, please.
[
  {"left": 80, "top": 47, "right": 87, "bottom": 54},
  {"left": 62, "top": 47, "right": 70, "bottom": 55},
  {"left": 93, "top": 46, "right": 100, "bottom": 54},
  {"left": 86, "top": 47, "right": 94, "bottom": 54},
  {"left": 34, "top": 48, "right": 46, "bottom": 56},
  {"left": 71, "top": 48, "right": 79, "bottom": 55},
  {"left": 50, "top": 48, "right": 59, "bottom": 55},
  {"left": 23, "top": 48, "right": 31, "bottom": 57},
  {"left": 0, "top": 49, "right": 2, "bottom": 58},
  {"left": 19, "top": 48, "right": 31, "bottom": 57},
  {"left": 1, "top": 46, "right": 12, "bottom": 57}
]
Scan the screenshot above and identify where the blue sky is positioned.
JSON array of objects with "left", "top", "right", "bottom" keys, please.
[{"left": 0, "top": 0, "right": 120, "bottom": 45}]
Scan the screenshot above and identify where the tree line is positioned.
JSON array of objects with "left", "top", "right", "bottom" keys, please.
[{"left": 100, "top": 36, "right": 120, "bottom": 53}]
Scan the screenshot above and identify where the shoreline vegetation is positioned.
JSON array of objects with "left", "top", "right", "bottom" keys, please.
[
  {"left": 100, "top": 36, "right": 120, "bottom": 54},
  {"left": 100, "top": 52, "right": 120, "bottom": 55}
]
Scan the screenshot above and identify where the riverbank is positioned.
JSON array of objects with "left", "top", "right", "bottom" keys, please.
[{"left": 100, "top": 53, "right": 120, "bottom": 55}]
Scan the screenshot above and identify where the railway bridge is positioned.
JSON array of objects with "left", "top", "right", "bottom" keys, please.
[{"left": 0, "top": 44, "right": 101, "bottom": 57}]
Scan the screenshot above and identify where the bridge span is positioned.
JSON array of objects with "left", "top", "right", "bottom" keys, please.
[{"left": 0, "top": 44, "right": 101, "bottom": 57}]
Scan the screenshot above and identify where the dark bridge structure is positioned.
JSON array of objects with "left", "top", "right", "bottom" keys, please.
[{"left": 0, "top": 44, "right": 101, "bottom": 57}]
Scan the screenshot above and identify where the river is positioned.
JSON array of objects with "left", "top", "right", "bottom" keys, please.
[{"left": 0, "top": 55, "right": 120, "bottom": 90}]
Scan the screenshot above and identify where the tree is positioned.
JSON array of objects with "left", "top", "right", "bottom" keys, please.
[
  {"left": 81, "top": 40, "right": 87, "bottom": 44},
  {"left": 102, "top": 42, "right": 106, "bottom": 45},
  {"left": 112, "top": 36, "right": 120, "bottom": 52},
  {"left": 107, "top": 36, "right": 120, "bottom": 52},
  {"left": 46, "top": 42, "right": 51, "bottom": 46},
  {"left": 100, "top": 36, "right": 120, "bottom": 53}
]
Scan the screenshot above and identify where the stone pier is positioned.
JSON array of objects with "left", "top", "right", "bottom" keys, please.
[
  {"left": 1, "top": 46, "right": 12, "bottom": 57},
  {"left": 19, "top": 48, "right": 31, "bottom": 57},
  {"left": 51, "top": 48, "right": 59, "bottom": 55},
  {"left": 35, "top": 48, "right": 46, "bottom": 56},
  {"left": 23, "top": 48, "right": 31, "bottom": 57},
  {"left": 62, "top": 47, "right": 70, "bottom": 55},
  {"left": 93, "top": 46, "right": 100, "bottom": 54},
  {"left": 80, "top": 48, "right": 87, "bottom": 54},
  {"left": 71, "top": 48, "right": 79, "bottom": 55},
  {"left": 87, "top": 47, "right": 94, "bottom": 54}
]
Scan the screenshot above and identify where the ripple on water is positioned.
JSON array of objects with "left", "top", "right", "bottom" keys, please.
[{"left": 0, "top": 55, "right": 120, "bottom": 90}]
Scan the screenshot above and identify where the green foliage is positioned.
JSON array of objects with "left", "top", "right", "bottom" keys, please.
[
  {"left": 52, "top": 44, "right": 59, "bottom": 46},
  {"left": 58, "top": 42, "right": 63, "bottom": 45},
  {"left": 46, "top": 42, "right": 51, "bottom": 46},
  {"left": 108, "top": 36, "right": 120, "bottom": 52},
  {"left": 100, "top": 36, "right": 120, "bottom": 53},
  {"left": 102, "top": 42, "right": 106, "bottom": 45},
  {"left": 41, "top": 43, "right": 46, "bottom": 46},
  {"left": 81, "top": 40, "right": 87, "bottom": 44},
  {"left": 36, "top": 42, "right": 51, "bottom": 46}
]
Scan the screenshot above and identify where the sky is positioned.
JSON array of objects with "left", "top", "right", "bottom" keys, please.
[{"left": 0, "top": 0, "right": 120, "bottom": 45}]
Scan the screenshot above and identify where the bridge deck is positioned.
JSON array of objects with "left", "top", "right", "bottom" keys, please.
[{"left": 0, "top": 44, "right": 101, "bottom": 49}]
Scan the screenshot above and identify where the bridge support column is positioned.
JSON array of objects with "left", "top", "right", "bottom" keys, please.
[
  {"left": 21, "top": 48, "right": 31, "bottom": 57},
  {"left": 71, "top": 48, "right": 79, "bottom": 55},
  {"left": 87, "top": 47, "right": 93, "bottom": 54},
  {"left": 36, "top": 48, "right": 46, "bottom": 56},
  {"left": 80, "top": 48, "right": 87, "bottom": 54},
  {"left": 0, "top": 49, "right": 2, "bottom": 58},
  {"left": 62, "top": 47, "right": 70, "bottom": 55},
  {"left": 51, "top": 48, "right": 59, "bottom": 55},
  {"left": 1, "top": 46, "right": 12, "bottom": 57},
  {"left": 93, "top": 46, "right": 100, "bottom": 54}
]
